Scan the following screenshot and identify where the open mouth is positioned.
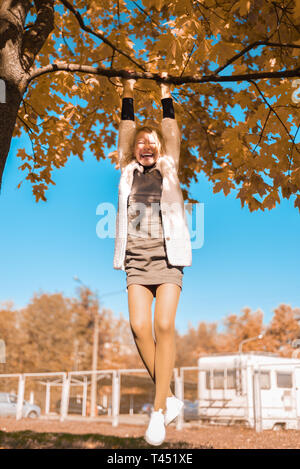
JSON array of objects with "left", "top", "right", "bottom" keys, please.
[{"left": 141, "top": 153, "right": 154, "bottom": 158}]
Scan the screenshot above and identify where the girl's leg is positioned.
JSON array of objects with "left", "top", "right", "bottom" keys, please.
[
  {"left": 153, "top": 283, "right": 181, "bottom": 412},
  {"left": 127, "top": 284, "right": 174, "bottom": 398}
]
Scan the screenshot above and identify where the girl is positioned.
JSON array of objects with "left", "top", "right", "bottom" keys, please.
[{"left": 113, "top": 70, "right": 192, "bottom": 445}]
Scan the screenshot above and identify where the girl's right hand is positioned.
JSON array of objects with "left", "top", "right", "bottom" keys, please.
[
  {"left": 121, "top": 69, "right": 137, "bottom": 89},
  {"left": 159, "top": 71, "right": 171, "bottom": 99}
]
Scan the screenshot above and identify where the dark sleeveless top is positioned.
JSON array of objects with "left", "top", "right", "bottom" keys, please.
[{"left": 129, "top": 164, "right": 162, "bottom": 206}]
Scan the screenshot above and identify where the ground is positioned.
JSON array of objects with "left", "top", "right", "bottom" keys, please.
[{"left": 1, "top": 416, "right": 300, "bottom": 449}]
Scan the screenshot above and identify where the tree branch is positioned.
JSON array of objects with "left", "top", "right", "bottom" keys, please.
[
  {"left": 130, "top": 0, "right": 160, "bottom": 28},
  {"left": 212, "top": 41, "right": 300, "bottom": 76},
  {"left": 251, "top": 107, "right": 272, "bottom": 156},
  {"left": 22, "top": 0, "right": 55, "bottom": 72},
  {"left": 249, "top": 79, "right": 300, "bottom": 161},
  {"left": 180, "top": 43, "right": 196, "bottom": 78},
  {"left": 27, "top": 61, "right": 300, "bottom": 87},
  {"left": 58, "top": 0, "right": 146, "bottom": 72}
]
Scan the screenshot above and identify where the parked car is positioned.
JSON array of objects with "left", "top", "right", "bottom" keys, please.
[
  {"left": 139, "top": 400, "right": 200, "bottom": 421},
  {"left": 184, "top": 399, "right": 200, "bottom": 422},
  {"left": 139, "top": 403, "right": 154, "bottom": 416},
  {"left": 55, "top": 396, "right": 107, "bottom": 416},
  {"left": 0, "top": 392, "right": 41, "bottom": 418}
]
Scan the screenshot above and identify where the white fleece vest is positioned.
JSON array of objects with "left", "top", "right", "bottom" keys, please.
[{"left": 113, "top": 117, "right": 192, "bottom": 271}]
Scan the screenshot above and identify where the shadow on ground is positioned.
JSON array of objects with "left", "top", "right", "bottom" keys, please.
[{"left": 0, "top": 430, "right": 213, "bottom": 449}]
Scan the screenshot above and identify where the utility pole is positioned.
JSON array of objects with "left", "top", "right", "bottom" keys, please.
[
  {"left": 74, "top": 277, "right": 99, "bottom": 418},
  {"left": 90, "top": 300, "right": 99, "bottom": 418},
  {"left": 238, "top": 334, "right": 264, "bottom": 396},
  {"left": 73, "top": 276, "right": 126, "bottom": 418}
]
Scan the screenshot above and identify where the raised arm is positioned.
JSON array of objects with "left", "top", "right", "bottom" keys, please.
[
  {"left": 159, "top": 72, "right": 181, "bottom": 173},
  {"left": 118, "top": 72, "right": 137, "bottom": 171}
]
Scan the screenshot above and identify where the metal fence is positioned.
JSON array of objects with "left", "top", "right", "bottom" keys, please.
[{"left": 1, "top": 360, "right": 300, "bottom": 432}]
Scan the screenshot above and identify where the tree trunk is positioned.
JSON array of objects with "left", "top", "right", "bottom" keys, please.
[
  {"left": 0, "top": 0, "right": 54, "bottom": 192},
  {"left": 0, "top": 80, "right": 22, "bottom": 191},
  {"left": 0, "top": 0, "right": 30, "bottom": 190}
]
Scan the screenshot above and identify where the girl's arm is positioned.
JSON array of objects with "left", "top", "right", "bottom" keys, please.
[
  {"left": 121, "top": 97, "right": 134, "bottom": 121},
  {"left": 117, "top": 73, "right": 137, "bottom": 170},
  {"left": 121, "top": 75, "right": 136, "bottom": 121},
  {"left": 161, "top": 97, "right": 175, "bottom": 119},
  {"left": 161, "top": 72, "right": 175, "bottom": 119},
  {"left": 159, "top": 72, "right": 181, "bottom": 172}
]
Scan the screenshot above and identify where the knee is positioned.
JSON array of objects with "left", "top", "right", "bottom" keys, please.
[
  {"left": 154, "top": 319, "right": 174, "bottom": 336},
  {"left": 130, "top": 318, "right": 152, "bottom": 339}
]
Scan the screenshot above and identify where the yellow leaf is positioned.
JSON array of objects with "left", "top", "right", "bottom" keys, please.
[
  {"left": 294, "top": 195, "right": 300, "bottom": 211},
  {"left": 239, "top": 0, "right": 251, "bottom": 16},
  {"left": 293, "top": 0, "right": 300, "bottom": 20}
]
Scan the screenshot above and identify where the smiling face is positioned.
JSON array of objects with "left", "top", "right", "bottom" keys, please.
[{"left": 134, "top": 130, "right": 161, "bottom": 167}]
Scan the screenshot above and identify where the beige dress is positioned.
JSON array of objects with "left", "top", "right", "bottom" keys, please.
[{"left": 125, "top": 163, "right": 183, "bottom": 297}]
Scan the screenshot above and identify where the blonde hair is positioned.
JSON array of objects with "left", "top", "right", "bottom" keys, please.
[{"left": 123, "top": 125, "right": 166, "bottom": 167}]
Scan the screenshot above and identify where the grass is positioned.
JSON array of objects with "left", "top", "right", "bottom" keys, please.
[{"left": 0, "top": 430, "right": 212, "bottom": 449}]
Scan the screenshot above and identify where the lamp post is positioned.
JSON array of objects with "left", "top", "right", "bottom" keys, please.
[
  {"left": 73, "top": 276, "right": 125, "bottom": 417},
  {"left": 292, "top": 339, "right": 300, "bottom": 358},
  {"left": 236, "top": 334, "right": 263, "bottom": 396},
  {"left": 239, "top": 334, "right": 264, "bottom": 354}
]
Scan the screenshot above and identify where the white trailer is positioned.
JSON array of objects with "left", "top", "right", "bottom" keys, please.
[{"left": 197, "top": 353, "right": 300, "bottom": 430}]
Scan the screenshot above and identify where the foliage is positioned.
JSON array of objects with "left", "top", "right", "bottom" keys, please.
[
  {"left": 1, "top": 291, "right": 300, "bottom": 374},
  {"left": 4, "top": 0, "right": 299, "bottom": 210}
]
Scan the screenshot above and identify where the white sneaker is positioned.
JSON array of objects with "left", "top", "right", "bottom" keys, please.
[
  {"left": 164, "top": 396, "right": 184, "bottom": 426},
  {"left": 144, "top": 408, "right": 166, "bottom": 446}
]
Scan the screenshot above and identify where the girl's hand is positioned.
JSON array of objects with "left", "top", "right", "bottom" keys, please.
[
  {"left": 121, "top": 69, "right": 137, "bottom": 90},
  {"left": 159, "top": 71, "right": 171, "bottom": 99}
]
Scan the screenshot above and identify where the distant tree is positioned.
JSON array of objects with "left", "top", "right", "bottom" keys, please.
[
  {"left": 70, "top": 285, "right": 138, "bottom": 370},
  {"left": 175, "top": 321, "right": 219, "bottom": 366},
  {"left": 264, "top": 303, "right": 300, "bottom": 356},
  {"left": 0, "top": 301, "right": 21, "bottom": 373},
  {"left": 221, "top": 306, "right": 265, "bottom": 352},
  {"left": 2, "top": 294, "right": 300, "bottom": 373},
  {"left": 104, "top": 311, "right": 138, "bottom": 368},
  {"left": 19, "top": 292, "right": 74, "bottom": 372}
]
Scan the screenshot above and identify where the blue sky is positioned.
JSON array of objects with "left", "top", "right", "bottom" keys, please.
[
  {"left": 0, "top": 5, "right": 299, "bottom": 336},
  {"left": 1, "top": 117, "right": 299, "bottom": 336}
]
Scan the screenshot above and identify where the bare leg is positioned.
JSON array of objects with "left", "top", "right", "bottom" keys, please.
[
  {"left": 128, "top": 284, "right": 174, "bottom": 399},
  {"left": 153, "top": 283, "right": 181, "bottom": 412}
]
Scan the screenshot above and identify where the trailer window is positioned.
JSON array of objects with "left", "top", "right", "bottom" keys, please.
[
  {"left": 276, "top": 372, "right": 292, "bottom": 388},
  {"left": 227, "top": 369, "right": 237, "bottom": 389},
  {"left": 213, "top": 370, "right": 224, "bottom": 389},
  {"left": 205, "top": 371, "right": 211, "bottom": 389},
  {"left": 206, "top": 369, "right": 240, "bottom": 389},
  {"left": 206, "top": 371, "right": 224, "bottom": 389},
  {"left": 259, "top": 371, "right": 270, "bottom": 389}
]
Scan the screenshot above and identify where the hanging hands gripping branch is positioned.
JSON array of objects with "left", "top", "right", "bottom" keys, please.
[
  {"left": 116, "top": 70, "right": 181, "bottom": 173},
  {"left": 116, "top": 72, "right": 137, "bottom": 171},
  {"left": 159, "top": 72, "right": 181, "bottom": 174}
]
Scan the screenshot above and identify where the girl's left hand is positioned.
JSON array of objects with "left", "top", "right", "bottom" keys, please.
[{"left": 159, "top": 71, "right": 171, "bottom": 99}]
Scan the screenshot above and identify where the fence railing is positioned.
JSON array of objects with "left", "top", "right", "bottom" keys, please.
[{"left": 1, "top": 362, "right": 300, "bottom": 432}]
